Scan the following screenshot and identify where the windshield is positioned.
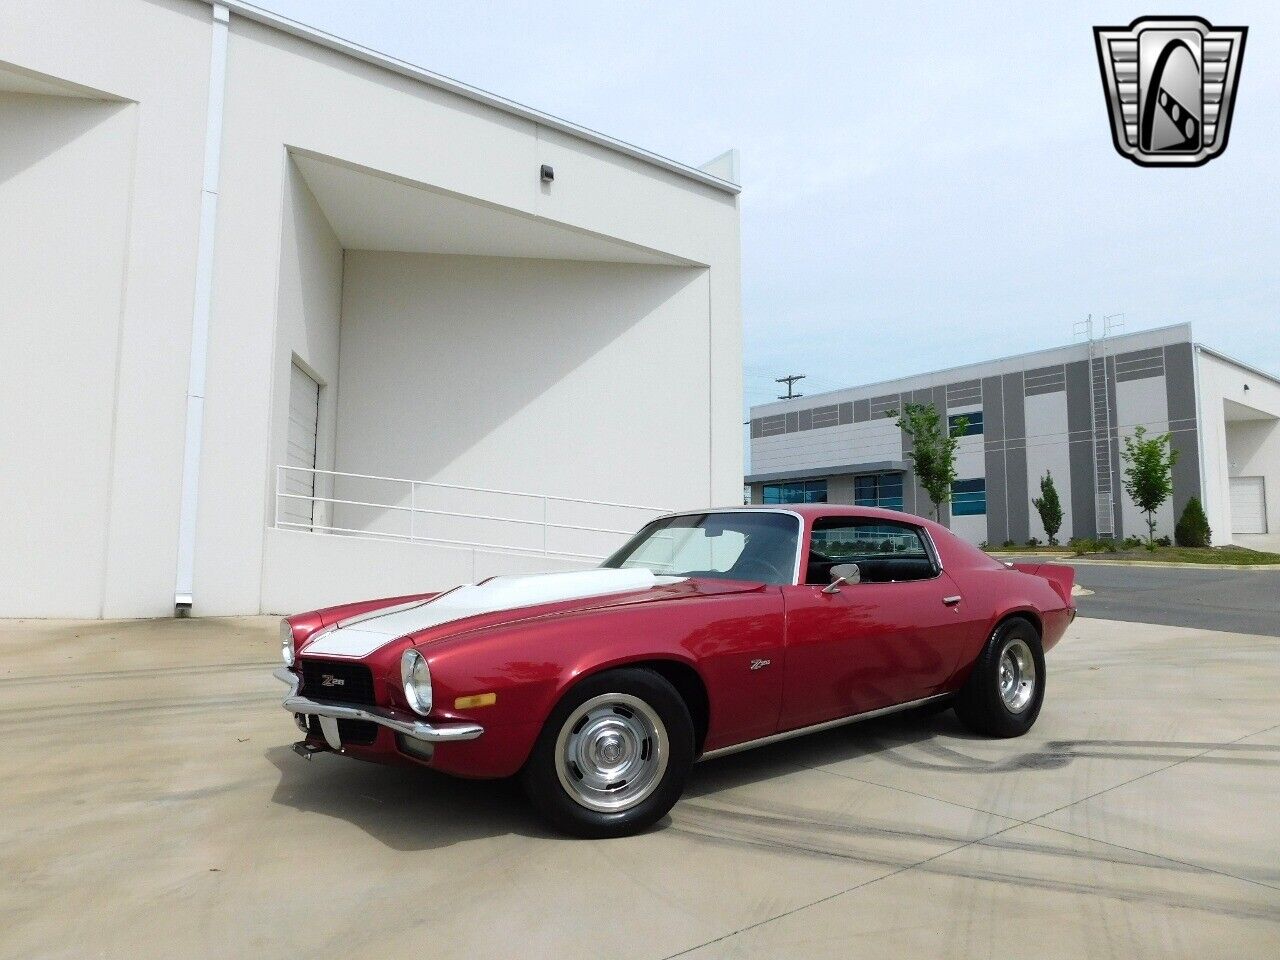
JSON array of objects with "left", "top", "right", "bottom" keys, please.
[{"left": 601, "top": 512, "right": 799, "bottom": 585}]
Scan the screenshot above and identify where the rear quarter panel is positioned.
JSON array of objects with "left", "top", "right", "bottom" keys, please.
[{"left": 932, "top": 531, "right": 1074, "bottom": 687}]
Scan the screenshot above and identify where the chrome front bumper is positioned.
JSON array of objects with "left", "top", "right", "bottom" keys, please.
[{"left": 273, "top": 666, "right": 483, "bottom": 749}]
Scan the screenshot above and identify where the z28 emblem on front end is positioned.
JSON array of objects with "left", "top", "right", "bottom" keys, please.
[{"left": 319, "top": 674, "right": 345, "bottom": 687}]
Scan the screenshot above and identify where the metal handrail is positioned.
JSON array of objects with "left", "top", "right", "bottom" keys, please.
[
  {"left": 273, "top": 464, "right": 673, "bottom": 560},
  {"left": 278, "top": 464, "right": 667, "bottom": 513}
]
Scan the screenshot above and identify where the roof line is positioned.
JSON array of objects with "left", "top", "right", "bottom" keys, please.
[
  {"left": 206, "top": 1, "right": 740, "bottom": 195},
  {"left": 752, "top": 321, "right": 1194, "bottom": 411},
  {"left": 1194, "top": 343, "right": 1280, "bottom": 388}
]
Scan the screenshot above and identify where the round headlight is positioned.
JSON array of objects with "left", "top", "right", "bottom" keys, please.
[
  {"left": 280, "top": 619, "right": 295, "bottom": 667},
  {"left": 401, "top": 648, "right": 432, "bottom": 716}
]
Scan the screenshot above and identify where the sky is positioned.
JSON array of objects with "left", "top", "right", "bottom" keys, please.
[{"left": 258, "top": 0, "right": 1280, "bottom": 418}]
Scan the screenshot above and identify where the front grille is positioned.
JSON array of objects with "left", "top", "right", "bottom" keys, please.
[
  {"left": 307, "top": 715, "right": 379, "bottom": 746},
  {"left": 300, "top": 658, "right": 376, "bottom": 705}
]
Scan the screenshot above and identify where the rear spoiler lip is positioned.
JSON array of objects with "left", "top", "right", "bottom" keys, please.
[{"left": 1009, "top": 561, "right": 1076, "bottom": 609}]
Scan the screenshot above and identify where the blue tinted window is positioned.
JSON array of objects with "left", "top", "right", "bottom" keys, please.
[
  {"left": 949, "top": 411, "right": 983, "bottom": 436},
  {"left": 763, "top": 480, "right": 827, "bottom": 504},
  {"left": 854, "top": 472, "right": 904, "bottom": 511},
  {"left": 951, "top": 477, "right": 987, "bottom": 515}
]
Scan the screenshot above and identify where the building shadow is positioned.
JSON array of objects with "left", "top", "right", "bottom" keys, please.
[{"left": 265, "top": 745, "right": 555, "bottom": 851}]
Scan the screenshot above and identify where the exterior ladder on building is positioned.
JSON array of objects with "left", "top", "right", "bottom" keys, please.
[{"left": 1087, "top": 343, "right": 1117, "bottom": 538}]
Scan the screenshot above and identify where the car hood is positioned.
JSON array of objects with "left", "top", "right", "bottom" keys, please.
[{"left": 299, "top": 568, "right": 758, "bottom": 659}]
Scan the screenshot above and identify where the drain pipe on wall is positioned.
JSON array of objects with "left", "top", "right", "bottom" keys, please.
[{"left": 174, "top": 3, "right": 230, "bottom": 614}]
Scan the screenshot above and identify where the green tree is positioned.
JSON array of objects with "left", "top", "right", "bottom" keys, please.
[
  {"left": 1120, "top": 426, "right": 1179, "bottom": 549},
  {"left": 889, "top": 403, "right": 967, "bottom": 521},
  {"left": 1032, "top": 470, "right": 1064, "bottom": 545},
  {"left": 1174, "top": 496, "right": 1212, "bottom": 547}
]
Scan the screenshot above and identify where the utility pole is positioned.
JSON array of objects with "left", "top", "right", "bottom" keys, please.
[{"left": 775, "top": 374, "right": 806, "bottom": 400}]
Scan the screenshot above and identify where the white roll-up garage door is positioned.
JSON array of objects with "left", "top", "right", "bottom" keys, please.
[
  {"left": 281, "top": 362, "right": 320, "bottom": 529},
  {"left": 1229, "top": 476, "right": 1268, "bottom": 534}
]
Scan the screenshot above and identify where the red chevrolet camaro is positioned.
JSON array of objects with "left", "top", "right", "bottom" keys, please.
[{"left": 276, "top": 506, "right": 1074, "bottom": 837}]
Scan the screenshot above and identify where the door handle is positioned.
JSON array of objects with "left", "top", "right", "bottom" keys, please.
[{"left": 942, "top": 595, "right": 962, "bottom": 606}]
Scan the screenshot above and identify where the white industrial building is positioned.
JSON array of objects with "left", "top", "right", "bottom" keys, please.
[
  {"left": 748, "top": 325, "right": 1280, "bottom": 550},
  {"left": 2, "top": 0, "right": 743, "bottom": 618}
]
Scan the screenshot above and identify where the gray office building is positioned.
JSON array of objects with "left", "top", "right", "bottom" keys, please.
[{"left": 747, "top": 324, "right": 1280, "bottom": 549}]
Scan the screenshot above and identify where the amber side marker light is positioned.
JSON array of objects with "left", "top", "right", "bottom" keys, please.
[{"left": 454, "top": 693, "right": 497, "bottom": 709}]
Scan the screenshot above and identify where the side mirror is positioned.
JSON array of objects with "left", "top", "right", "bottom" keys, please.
[{"left": 822, "top": 563, "right": 861, "bottom": 594}]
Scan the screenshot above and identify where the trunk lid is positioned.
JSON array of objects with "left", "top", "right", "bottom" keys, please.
[{"left": 1011, "top": 562, "right": 1076, "bottom": 607}]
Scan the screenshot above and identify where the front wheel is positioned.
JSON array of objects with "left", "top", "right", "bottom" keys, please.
[
  {"left": 521, "top": 668, "right": 694, "bottom": 838},
  {"left": 954, "top": 617, "right": 1045, "bottom": 738}
]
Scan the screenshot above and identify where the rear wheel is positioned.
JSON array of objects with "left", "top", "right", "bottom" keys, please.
[
  {"left": 954, "top": 617, "right": 1045, "bottom": 738},
  {"left": 521, "top": 668, "right": 694, "bottom": 838}
]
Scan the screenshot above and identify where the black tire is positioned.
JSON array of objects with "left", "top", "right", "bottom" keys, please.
[
  {"left": 954, "top": 617, "right": 1045, "bottom": 738},
  {"left": 521, "top": 668, "right": 694, "bottom": 838}
]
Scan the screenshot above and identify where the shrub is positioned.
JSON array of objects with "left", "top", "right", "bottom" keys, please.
[
  {"left": 1069, "top": 537, "right": 1097, "bottom": 555},
  {"left": 1175, "top": 497, "right": 1212, "bottom": 547},
  {"left": 1155, "top": 535, "right": 1172, "bottom": 547},
  {"left": 1026, "top": 537, "right": 1041, "bottom": 547},
  {"left": 1001, "top": 539, "right": 1016, "bottom": 548},
  {"left": 1031, "top": 471, "right": 1064, "bottom": 545},
  {"left": 1122, "top": 535, "right": 1143, "bottom": 550}
]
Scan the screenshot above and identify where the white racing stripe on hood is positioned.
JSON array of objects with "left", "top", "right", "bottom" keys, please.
[{"left": 303, "top": 568, "right": 683, "bottom": 658}]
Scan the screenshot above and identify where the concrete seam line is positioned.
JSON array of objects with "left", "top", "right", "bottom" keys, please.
[
  {"left": 657, "top": 829, "right": 1003, "bottom": 960},
  {"left": 660, "top": 718, "right": 1280, "bottom": 960},
  {"left": 1015, "top": 719, "right": 1280, "bottom": 894},
  {"left": 1030, "top": 822, "right": 1280, "bottom": 894},
  {"left": 1021, "top": 719, "right": 1280, "bottom": 828},
  {"left": 806, "top": 765, "right": 1011, "bottom": 821}
]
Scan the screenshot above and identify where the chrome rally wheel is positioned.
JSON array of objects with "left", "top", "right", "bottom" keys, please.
[
  {"left": 554, "top": 693, "right": 669, "bottom": 813},
  {"left": 998, "top": 637, "right": 1037, "bottom": 713},
  {"left": 522, "top": 668, "right": 694, "bottom": 838}
]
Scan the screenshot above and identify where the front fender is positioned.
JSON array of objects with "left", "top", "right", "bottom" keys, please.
[{"left": 423, "top": 591, "right": 786, "bottom": 776}]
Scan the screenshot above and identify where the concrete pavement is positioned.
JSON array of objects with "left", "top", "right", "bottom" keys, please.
[{"left": 1, "top": 615, "right": 1277, "bottom": 959}]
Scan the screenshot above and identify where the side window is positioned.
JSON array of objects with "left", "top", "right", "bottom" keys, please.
[{"left": 806, "top": 518, "right": 937, "bottom": 584}]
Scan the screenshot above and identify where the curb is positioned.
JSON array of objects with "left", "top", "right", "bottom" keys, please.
[{"left": 991, "top": 554, "right": 1280, "bottom": 571}]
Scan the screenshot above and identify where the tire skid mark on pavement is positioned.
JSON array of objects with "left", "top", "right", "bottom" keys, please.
[
  {"left": 0, "top": 691, "right": 278, "bottom": 727},
  {"left": 661, "top": 718, "right": 1280, "bottom": 959},
  {"left": 0, "top": 660, "right": 276, "bottom": 687}
]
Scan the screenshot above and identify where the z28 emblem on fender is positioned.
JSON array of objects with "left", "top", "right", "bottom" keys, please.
[
  {"left": 749, "top": 659, "right": 772, "bottom": 671},
  {"left": 319, "top": 674, "right": 345, "bottom": 687}
]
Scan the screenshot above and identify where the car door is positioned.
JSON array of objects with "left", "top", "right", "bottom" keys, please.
[{"left": 779, "top": 516, "right": 968, "bottom": 730}]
